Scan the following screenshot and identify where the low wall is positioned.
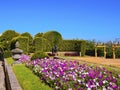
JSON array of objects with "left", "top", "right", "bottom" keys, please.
[
  {"left": 4, "top": 59, "right": 22, "bottom": 90},
  {"left": 47, "top": 51, "right": 80, "bottom": 56}
]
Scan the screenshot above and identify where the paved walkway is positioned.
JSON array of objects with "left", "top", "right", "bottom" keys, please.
[{"left": 0, "top": 61, "right": 6, "bottom": 90}]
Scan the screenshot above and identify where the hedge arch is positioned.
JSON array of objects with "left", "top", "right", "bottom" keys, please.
[
  {"left": 11, "top": 36, "right": 29, "bottom": 54},
  {"left": 33, "top": 37, "right": 51, "bottom": 52},
  {"left": 42, "top": 31, "right": 63, "bottom": 47}
]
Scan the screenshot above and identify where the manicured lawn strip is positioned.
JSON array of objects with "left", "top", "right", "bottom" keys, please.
[{"left": 12, "top": 64, "right": 53, "bottom": 90}]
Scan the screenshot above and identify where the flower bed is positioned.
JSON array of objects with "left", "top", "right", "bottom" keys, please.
[{"left": 19, "top": 54, "right": 120, "bottom": 90}]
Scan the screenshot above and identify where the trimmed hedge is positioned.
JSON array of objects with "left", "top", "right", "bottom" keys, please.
[
  {"left": 33, "top": 38, "right": 86, "bottom": 56},
  {"left": 31, "top": 51, "right": 48, "bottom": 60},
  {"left": 42, "top": 31, "right": 62, "bottom": 47},
  {"left": 58, "top": 40, "right": 86, "bottom": 56},
  {"left": 21, "top": 32, "right": 33, "bottom": 45},
  {"left": 33, "top": 37, "right": 51, "bottom": 52},
  {"left": 34, "top": 37, "right": 43, "bottom": 52},
  {"left": 11, "top": 36, "right": 29, "bottom": 54}
]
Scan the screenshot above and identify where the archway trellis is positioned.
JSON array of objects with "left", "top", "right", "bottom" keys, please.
[
  {"left": 95, "top": 42, "right": 120, "bottom": 59},
  {"left": 112, "top": 43, "right": 120, "bottom": 59},
  {"left": 95, "top": 44, "right": 106, "bottom": 58}
]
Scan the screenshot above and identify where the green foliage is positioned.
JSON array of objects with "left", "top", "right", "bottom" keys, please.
[
  {"left": 106, "top": 47, "right": 113, "bottom": 58},
  {"left": 12, "top": 64, "right": 52, "bottom": 90},
  {"left": 0, "top": 30, "right": 19, "bottom": 42},
  {"left": 11, "top": 36, "right": 29, "bottom": 54},
  {"left": 34, "top": 37, "right": 51, "bottom": 52},
  {"left": 42, "top": 38, "right": 51, "bottom": 51},
  {"left": 21, "top": 32, "right": 33, "bottom": 53},
  {"left": 28, "top": 46, "right": 35, "bottom": 53},
  {"left": 3, "top": 50, "right": 12, "bottom": 58},
  {"left": 80, "top": 41, "right": 86, "bottom": 56},
  {"left": 34, "top": 37, "right": 43, "bottom": 52},
  {"left": 0, "top": 30, "right": 19, "bottom": 50},
  {"left": 58, "top": 40, "right": 86, "bottom": 56},
  {"left": 42, "top": 30, "right": 62, "bottom": 47},
  {"left": 31, "top": 51, "right": 48, "bottom": 60},
  {"left": 115, "top": 48, "right": 120, "bottom": 58},
  {"left": 85, "top": 40, "right": 95, "bottom": 56},
  {"left": 34, "top": 33, "right": 43, "bottom": 38},
  {"left": 21, "top": 32, "right": 33, "bottom": 45}
]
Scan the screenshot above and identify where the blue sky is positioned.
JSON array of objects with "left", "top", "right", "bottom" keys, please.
[{"left": 0, "top": 0, "right": 120, "bottom": 42}]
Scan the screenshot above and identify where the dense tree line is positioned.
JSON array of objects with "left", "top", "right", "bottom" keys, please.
[{"left": 0, "top": 30, "right": 86, "bottom": 58}]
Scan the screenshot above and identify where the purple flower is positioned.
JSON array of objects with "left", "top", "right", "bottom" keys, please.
[
  {"left": 111, "top": 83, "right": 118, "bottom": 89},
  {"left": 118, "top": 74, "right": 120, "bottom": 78},
  {"left": 26, "top": 58, "right": 119, "bottom": 90},
  {"left": 19, "top": 54, "right": 30, "bottom": 63},
  {"left": 77, "top": 88, "right": 82, "bottom": 90}
]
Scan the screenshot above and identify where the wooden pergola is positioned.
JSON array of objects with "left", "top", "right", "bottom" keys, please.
[
  {"left": 112, "top": 43, "right": 120, "bottom": 59},
  {"left": 95, "top": 42, "right": 120, "bottom": 59},
  {"left": 95, "top": 43, "right": 106, "bottom": 58}
]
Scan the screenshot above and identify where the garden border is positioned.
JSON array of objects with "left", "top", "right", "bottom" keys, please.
[{"left": 4, "top": 59, "right": 22, "bottom": 90}]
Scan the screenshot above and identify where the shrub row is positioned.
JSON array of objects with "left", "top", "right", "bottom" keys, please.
[{"left": 58, "top": 40, "right": 86, "bottom": 56}]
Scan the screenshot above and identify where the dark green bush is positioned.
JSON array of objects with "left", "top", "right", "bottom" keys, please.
[
  {"left": 28, "top": 46, "right": 35, "bottom": 53},
  {"left": 34, "top": 33, "right": 43, "bottom": 38},
  {"left": 21, "top": 32, "right": 33, "bottom": 45},
  {"left": 0, "top": 30, "right": 19, "bottom": 51},
  {"left": 85, "top": 40, "right": 95, "bottom": 56},
  {"left": 42, "top": 30, "right": 62, "bottom": 47},
  {"left": 34, "top": 37, "right": 44, "bottom": 52},
  {"left": 31, "top": 51, "right": 48, "bottom": 60},
  {"left": 80, "top": 41, "right": 86, "bottom": 56},
  {"left": 58, "top": 40, "right": 86, "bottom": 56},
  {"left": 11, "top": 36, "right": 29, "bottom": 54},
  {"left": 34, "top": 37, "right": 51, "bottom": 52},
  {"left": 4, "top": 50, "right": 12, "bottom": 58}
]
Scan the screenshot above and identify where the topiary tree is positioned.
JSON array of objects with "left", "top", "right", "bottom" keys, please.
[
  {"left": 0, "top": 30, "right": 20, "bottom": 50},
  {"left": 21, "top": 32, "right": 33, "bottom": 53},
  {"left": 34, "top": 32, "right": 43, "bottom": 38},
  {"left": 33, "top": 37, "right": 51, "bottom": 52},
  {"left": 42, "top": 30, "right": 63, "bottom": 49},
  {"left": 11, "top": 36, "right": 29, "bottom": 54},
  {"left": 21, "top": 32, "right": 33, "bottom": 45}
]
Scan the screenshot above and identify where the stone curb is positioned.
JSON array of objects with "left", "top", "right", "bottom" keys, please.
[
  {"left": 0, "top": 61, "right": 6, "bottom": 90},
  {"left": 4, "top": 59, "right": 22, "bottom": 90}
]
